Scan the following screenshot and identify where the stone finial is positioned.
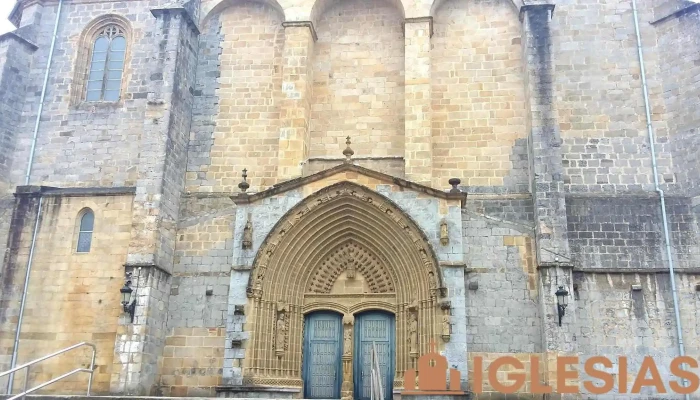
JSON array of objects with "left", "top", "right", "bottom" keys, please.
[
  {"left": 448, "top": 178, "right": 461, "bottom": 193},
  {"left": 238, "top": 168, "right": 250, "bottom": 193},
  {"left": 342, "top": 136, "right": 354, "bottom": 163}
]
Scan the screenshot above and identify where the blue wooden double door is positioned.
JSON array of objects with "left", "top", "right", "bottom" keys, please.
[{"left": 303, "top": 311, "right": 395, "bottom": 400}]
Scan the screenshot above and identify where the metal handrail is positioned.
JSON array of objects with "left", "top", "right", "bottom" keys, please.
[
  {"left": 370, "top": 341, "right": 383, "bottom": 400},
  {"left": 0, "top": 342, "right": 96, "bottom": 400}
]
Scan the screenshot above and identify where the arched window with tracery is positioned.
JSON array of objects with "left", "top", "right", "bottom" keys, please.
[
  {"left": 86, "top": 25, "right": 126, "bottom": 102},
  {"left": 71, "top": 15, "right": 131, "bottom": 105},
  {"left": 76, "top": 209, "right": 95, "bottom": 253}
]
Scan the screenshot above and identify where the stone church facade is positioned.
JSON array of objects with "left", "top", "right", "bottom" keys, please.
[{"left": 0, "top": 0, "right": 698, "bottom": 398}]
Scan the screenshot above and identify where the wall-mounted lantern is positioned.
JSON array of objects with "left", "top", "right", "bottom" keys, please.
[
  {"left": 120, "top": 280, "right": 136, "bottom": 323},
  {"left": 555, "top": 285, "right": 569, "bottom": 327}
]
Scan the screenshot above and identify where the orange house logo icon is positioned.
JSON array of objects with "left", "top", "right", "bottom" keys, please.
[{"left": 402, "top": 341, "right": 464, "bottom": 395}]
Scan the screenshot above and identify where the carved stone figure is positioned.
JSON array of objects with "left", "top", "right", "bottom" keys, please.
[
  {"left": 442, "top": 314, "right": 451, "bottom": 339},
  {"left": 242, "top": 218, "right": 253, "bottom": 249},
  {"left": 408, "top": 313, "right": 418, "bottom": 354},
  {"left": 343, "top": 328, "right": 352, "bottom": 355},
  {"left": 346, "top": 259, "right": 356, "bottom": 279},
  {"left": 428, "top": 272, "right": 437, "bottom": 291},
  {"left": 276, "top": 312, "right": 286, "bottom": 353},
  {"left": 440, "top": 220, "right": 449, "bottom": 246}
]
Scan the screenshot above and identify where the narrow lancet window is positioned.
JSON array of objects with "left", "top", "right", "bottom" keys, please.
[{"left": 76, "top": 210, "right": 94, "bottom": 253}]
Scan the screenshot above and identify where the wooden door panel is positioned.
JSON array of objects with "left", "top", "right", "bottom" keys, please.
[
  {"left": 354, "top": 312, "right": 394, "bottom": 400},
  {"left": 304, "top": 312, "right": 343, "bottom": 399}
]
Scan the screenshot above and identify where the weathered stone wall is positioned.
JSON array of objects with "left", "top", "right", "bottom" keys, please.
[
  {"left": 574, "top": 271, "right": 700, "bottom": 399},
  {"left": 566, "top": 195, "right": 700, "bottom": 270},
  {"left": 0, "top": 192, "right": 133, "bottom": 394},
  {"left": 0, "top": 193, "right": 40, "bottom": 392},
  {"left": 186, "top": 3, "right": 284, "bottom": 193},
  {"left": 7, "top": 1, "right": 168, "bottom": 188},
  {"left": 463, "top": 199, "right": 541, "bottom": 354},
  {"left": 148, "top": 7, "right": 200, "bottom": 271},
  {"left": 467, "top": 352, "right": 545, "bottom": 399},
  {"left": 431, "top": 0, "right": 527, "bottom": 192},
  {"left": 0, "top": 32, "right": 33, "bottom": 189},
  {"left": 156, "top": 195, "right": 233, "bottom": 395},
  {"left": 159, "top": 327, "right": 226, "bottom": 396},
  {"left": 0, "top": 29, "right": 37, "bottom": 280},
  {"left": 0, "top": 194, "right": 13, "bottom": 288},
  {"left": 553, "top": 0, "right": 675, "bottom": 193},
  {"left": 111, "top": 7, "right": 200, "bottom": 393},
  {"left": 309, "top": 0, "right": 405, "bottom": 159},
  {"left": 657, "top": 4, "right": 700, "bottom": 197},
  {"left": 461, "top": 197, "right": 544, "bottom": 398},
  {"left": 111, "top": 264, "right": 171, "bottom": 394}
]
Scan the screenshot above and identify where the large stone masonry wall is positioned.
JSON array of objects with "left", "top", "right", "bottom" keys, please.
[
  {"left": 0, "top": 33, "right": 34, "bottom": 297},
  {"left": 0, "top": 193, "right": 40, "bottom": 392},
  {"left": 112, "top": 264, "right": 171, "bottom": 395},
  {"left": 0, "top": 31, "right": 34, "bottom": 189},
  {"left": 567, "top": 191, "right": 700, "bottom": 398},
  {"left": 566, "top": 195, "right": 700, "bottom": 270},
  {"left": 7, "top": 1, "right": 175, "bottom": 189},
  {"left": 0, "top": 192, "right": 133, "bottom": 394},
  {"left": 186, "top": 3, "right": 284, "bottom": 194},
  {"left": 463, "top": 198, "right": 541, "bottom": 353},
  {"left": 656, "top": 4, "right": 700, "bottom": 197},
  {"left": 431, "top": 0, "right": 527, "bottom": 192},
  {"left": 553, "top": 0, "right": 675, "bottom": 193},
  {"left": 309, "top": 0, "right": 405, "bottom": 159},
  {"left": 462, "top": 198, "right": 543, "bottom": 398},
  {"left": 157, "top": 195, "right": 233, "bottom": 396},
  {"left": 574, "top": 271, "right": 700, "bottom": 399}
]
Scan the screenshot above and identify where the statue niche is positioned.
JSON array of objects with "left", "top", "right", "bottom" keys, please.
[
  {"left": 275, "top": 302, "right": 287, "bottom": 357},
  {"left": 242, "top": 214, "right": 253, "bottom": 249}
]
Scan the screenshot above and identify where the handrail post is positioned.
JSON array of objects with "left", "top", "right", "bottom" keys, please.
[
  {"left": 87, "top": 345, "right": 96, "bottom": 396},
  {"left": 22, "top": 365, "right": 29, "bottom": 400}
]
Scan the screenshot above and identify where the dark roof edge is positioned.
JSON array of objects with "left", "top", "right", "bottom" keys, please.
[
  {"left": 651, "top": 2, "right": 699, "bottom": 25},
  {"left": 15, "top": 185, "right": 137, "bottom": 197}
]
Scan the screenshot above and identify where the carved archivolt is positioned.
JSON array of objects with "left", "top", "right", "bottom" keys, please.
[
  {"left": 243, "top": 182, "right": 445, "bottom": 388},
  {"left": 309, "top": 241, "right": 394, "bottom": 294}
]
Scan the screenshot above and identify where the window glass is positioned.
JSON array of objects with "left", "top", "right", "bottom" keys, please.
[
  {"left": 85, "top": 25, "right": 126, "bottom": 102},
  {"left": 76, "top": 210, "right": 94, "bottom": 253}
]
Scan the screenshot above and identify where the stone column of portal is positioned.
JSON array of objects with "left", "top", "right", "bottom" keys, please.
[
  {"left": 404, "top": 18, "right": 433, "bottom": 186},
  {"left": 277, "top": 22, "right": 316, "bottom": 181},
  {"left": 112, "top": 7, "right": 199, "bottom": 395},
  {"left": 520, "top": 5, "right": 579, "bottom": 397}
]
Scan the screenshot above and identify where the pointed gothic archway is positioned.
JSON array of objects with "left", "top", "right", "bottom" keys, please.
[{"left": 243, "top": 182, "right": 447, "bottom": 395}]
